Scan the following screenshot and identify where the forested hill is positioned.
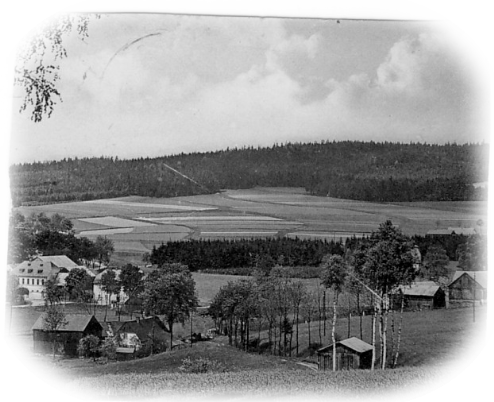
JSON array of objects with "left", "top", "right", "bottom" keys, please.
[{"left": 9, "top": 141, "right": 488, "bottom": 206}]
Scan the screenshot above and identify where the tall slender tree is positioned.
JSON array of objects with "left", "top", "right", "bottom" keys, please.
[{"left": 320, "top": 254, "right": 348, "bottom": 371}]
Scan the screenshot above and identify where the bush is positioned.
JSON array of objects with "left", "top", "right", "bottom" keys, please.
[
  {"left": 78, "top": 335, "right": 100, "bottom": 360},
  {"left": 99, "top": 336, "right": 118, "bottom": 361},
  {"left": 179, "top": 357, "right": 227, "bottom": 374}
]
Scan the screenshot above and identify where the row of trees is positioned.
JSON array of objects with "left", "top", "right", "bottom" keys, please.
[
  {"left": 150, "top": 233, "right": 484, "bottom": 274},
  {"left": 10, "top": 141, "right": 488, "bottom": 205},
  {"left": 209, "top": 221, "right": 418, "bottom": 370},
  {"left": 8, "top": 212, "right": 114, "bottom": 265}
]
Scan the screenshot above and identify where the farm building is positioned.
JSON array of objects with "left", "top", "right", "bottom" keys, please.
[
  {"left": 103, "top": 316, "right": 170, "bottom": 357},
  {"left": 448, "top": 271, "right": 487, "bottom": 301},
  {"left": 317, "top": 337, "right": 374, "bottom": 371},
  {"left": 32, "top": 314, "right": 103, "bottom": 357},
  {"left": 11, "top": 255, "right": 87, "bottom": 301},
  {"left": 392, "top": 281, "right": 446, "bottom": 310}
]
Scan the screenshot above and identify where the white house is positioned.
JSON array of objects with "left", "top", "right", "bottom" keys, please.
[
  {"left": 11, "top": 255, "right": 86, "bottom": 301},
  {"left": 93, "top": 269, "right": 128, "bottom": 306},
  {"left": 11, "top": 259, "right": 55, "bottom": 300}
]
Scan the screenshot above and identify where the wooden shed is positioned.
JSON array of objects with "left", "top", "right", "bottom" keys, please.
[
  {"left": 317, "top": 337, "right": 374, "bottom": 371},
  {"left": 448, "top": 271, "right": 487, "bottom": 301},
  {"left": 392, "top": 281, "right": 446, "bottom": 310},
  {"left": 32, "top": 314, "right": 103, "bottom": 357}
]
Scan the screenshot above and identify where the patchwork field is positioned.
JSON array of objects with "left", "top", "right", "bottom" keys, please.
[{"left": 15, "top": 187, "right": 487, "bottom": 257}]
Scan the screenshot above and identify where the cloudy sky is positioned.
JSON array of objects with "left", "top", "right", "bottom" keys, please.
[{"left": 9, "top": 13, "right": 488, "bottom": 164}]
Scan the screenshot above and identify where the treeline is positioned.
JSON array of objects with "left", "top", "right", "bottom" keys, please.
[
  {"left": 10, "top": 141, "right": 488, "bottom": 206},
  {"left": 150, "top": 238, "right": 347, "bottom": 271},
  {"left": 8, "top": 212, "right": 114, "bottom": 265},
  {"left": 150, "top": 233, "right": 485, "bottom": 274}
]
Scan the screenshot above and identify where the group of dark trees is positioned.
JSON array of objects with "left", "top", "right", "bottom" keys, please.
[
  {"left": 209, "top": 221, "right": 417, "bottom": 370},
  {"left": 8, "top": 212, "right": 114, "bottom": 265},
  {"left": 10, "top": 141, "right": 488, "bottom": 206},
  {"left": 149, "top": 232, "right": 484, "bottom": 275},
  {"left": 150, "top": 237, "right": 346, "bottom": 272}
]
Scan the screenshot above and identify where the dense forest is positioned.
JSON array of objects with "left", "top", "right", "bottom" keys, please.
[
  {"left": 149, "top": 233, "right": 483, "bottom": 273},
  {"left": 10, "top": 141, "right": 488, "bottom": 206}
]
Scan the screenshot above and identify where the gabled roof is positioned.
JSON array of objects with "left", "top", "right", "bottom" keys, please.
[
  {"left": 112, "top": 317, "right": 169, "bottom": 345},
  {"left": 450, "top": 271, "right": 488, "bottom": 289},
  {"left": 12, "top": 260, "right": 55, "bottom": 277},
  {"left": 37, "top": 255, "right": 80, "bottom": 270},
  {"left": 317, "top": 337, "right": 374, "bottom": 354},
  {"left": 398, "top": 281, "right": 442, "bottom": 297},
  {"left": 32, "top": 314, "right": 102, "bottom": 332},
  {"left": 427, "top": 229, "right": 453, "bottom": 236},
  {"left": 447, "top": 227, "right": 476, "bottom": 236}
]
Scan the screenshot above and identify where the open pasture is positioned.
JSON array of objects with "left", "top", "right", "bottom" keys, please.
[{"left": 14, "top": 187, "right": 487, "bottom": 256}]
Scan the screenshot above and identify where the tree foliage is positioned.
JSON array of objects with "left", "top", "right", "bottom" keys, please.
[
  {"left": 15, "top": 14, "right": 98, "bottom": 122},
  {"left": 457, "top": 234, "right": 487, "bottom": 271},
  {"left": 10, "top": 141, "right": 488, "bottom": 206},
  {"left": 141, "top": 265, "right": 199, "bottom": 346}
]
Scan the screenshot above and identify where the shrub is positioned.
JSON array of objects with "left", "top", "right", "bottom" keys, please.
[
  {"left": 179, "top": 357, "right": 227, "bottom": 374},
  {"left": 99, "top": 336, "right": 118, "bottom": 361},
  {"left": 78, "top": 335, "right": 100, "bottom": 360}
]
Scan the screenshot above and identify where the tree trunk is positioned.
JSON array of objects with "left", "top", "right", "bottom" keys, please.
[
  {"left": 169, "top": 321, "right": 173, "bottom": 353},
  {"left": 332, "top": 293, "right": 337, "bottom": 372},
  {"left": 393, "top": 295, "right": 405, "bottom": 368},
  {"left": 323, "top": 290, "right": 327, "bottom": 338},
  {"left": 381, "top": 297, "right": 388, "bottom": 370},
  {"left": 295, "top": 308, "right": 299, "bottom": 357},
  {"left": 371, "top": 306, "right": 376, "bottom": 371}
]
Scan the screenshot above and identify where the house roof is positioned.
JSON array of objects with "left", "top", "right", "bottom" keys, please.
[
  {"left": 107, "top": 316, "right": 169, "bottom": 345},
  {"left": 32, "top": 314, "right": 102, "bottom": 332},
  {"left": 447, "top": 227, "right": 476, "bottom": 236},
  {"left": 398, "top": 281, "right": 442, "bottom": 297},
  {"left": 94, "top": 268, "right": 122, "bottom": 283},
  {"left": 317, "top": 337, "right": 374, "bottom": 354},
  {"left": 450, "top": 271, "right": 488, "bottom": 289},
  {"left": 12, "top": 260, "right": 55, "bottom": 277},
  {"left": 37, "top": 255, "right": 80, "bottom": 270},
  {"left": 427, "top": 229, "right": 454, "bottom": 236}
]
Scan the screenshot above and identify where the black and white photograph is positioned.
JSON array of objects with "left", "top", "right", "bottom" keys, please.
[{"left": 2, "top": 2, "right": 491, "bottom": 401}]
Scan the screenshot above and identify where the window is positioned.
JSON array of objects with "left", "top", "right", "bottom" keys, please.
[
  {"left": 38, "top": 270, "right": 43, "bottom": 274},
  {"left": 19, "top": 269, "right": 25, "bottom": 273},
  {"left": 28, "top": 269, "right": 33, "bottom": 273},
  {"left": 41, "top": 279, "right": 45, "bottom": 285},
  {"left": 21, "top": 278, "right": 24, "bottom": 284},
  {"left": 37, "top": 279, "right": 40, "bottom": 285}
]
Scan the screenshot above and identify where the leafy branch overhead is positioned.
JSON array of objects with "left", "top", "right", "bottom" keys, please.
[{"left": 14, "top": 14, "right": 98, "bottom": 122}]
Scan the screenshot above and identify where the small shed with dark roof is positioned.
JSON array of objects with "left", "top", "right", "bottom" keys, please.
[
  {"left": 448, "top": 271, "right": 487, "bottom": 301},
  {"left": 317, "top": 337, "right": 374, "bottom": 371},
  {"left": 32, "top": 314, "right": 103, "bottom": 357}
]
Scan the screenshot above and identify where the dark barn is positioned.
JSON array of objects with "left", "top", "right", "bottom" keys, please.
[
  {"left": 393, "top": 281, "right": 446, "bottom": 310},
  {"left": 449, "top": 271, "right": 487, "bottom": 301},
  {"left": 317, "top": 337, "right": 374, "bottom": 371},
  {"left": 32, "top": 314, "right": 103, "bottom": 357}
]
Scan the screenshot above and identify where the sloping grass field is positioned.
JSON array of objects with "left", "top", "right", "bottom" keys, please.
[{"left": 15, "top": 187, "right": 487, "bottom": 258}]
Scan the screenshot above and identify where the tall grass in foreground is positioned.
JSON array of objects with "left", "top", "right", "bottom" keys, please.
[{"left": 72, "top": 367, "right": 436, "bottom": 398}]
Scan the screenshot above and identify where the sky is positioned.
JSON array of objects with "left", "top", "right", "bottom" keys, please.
[{"left": 8, "top": 12, "right": 490, "bottom": 164}]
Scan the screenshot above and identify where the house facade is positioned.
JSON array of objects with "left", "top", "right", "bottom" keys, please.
[
  {"left": 11, "top": 259, "right": 54, "bottom": 300},
  {"left": 392, "top": 281, "right": 446, "bottom": 310},
  {"left": 11, "top": 255, "right": 87, "bottom": 301},
  {"left": 448, "top": 271, "right": 487, "bottom": 301}
]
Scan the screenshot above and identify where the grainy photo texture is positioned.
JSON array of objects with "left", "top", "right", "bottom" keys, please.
[{"left": 5, "top": 11, "right": 489, "bottom": 401}]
